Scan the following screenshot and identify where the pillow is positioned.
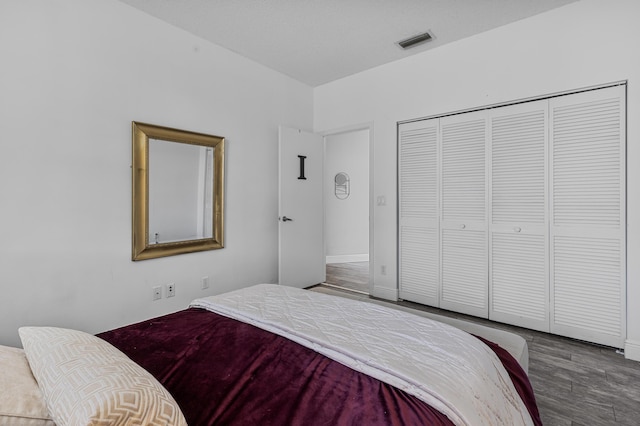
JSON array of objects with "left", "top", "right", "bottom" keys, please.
[
  {"left": 19, "top": 327, "right": 187, "bottom": 426},
  {"left": 0, "top": 345, "right": 54, "bottom": 426}
]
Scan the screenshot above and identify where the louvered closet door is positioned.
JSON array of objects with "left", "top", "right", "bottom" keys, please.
[
  {"left": 398, "top": 119, "right": 440, "bottom": 306},
  {"left": 550, "top": 85, "right": 626, "bottom": 348},
  {"left": 440, "top": 111, "right": 488, "bottom": 318},
  {"left": 489, "top": 100, "right": 549, "bottom": 331}
]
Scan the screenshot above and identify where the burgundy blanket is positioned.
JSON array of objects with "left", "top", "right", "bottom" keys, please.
[{"left": 97, "top": 308, "right": 541, "bottom": 426}]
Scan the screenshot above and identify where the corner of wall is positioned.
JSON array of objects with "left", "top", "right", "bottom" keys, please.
[{"left": 624, "top": 339, "right": 640, "bottom": 362}]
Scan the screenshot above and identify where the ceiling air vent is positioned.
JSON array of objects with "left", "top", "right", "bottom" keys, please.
[{"left": 397, "top": 31, "right": 433, "bottom": 49}]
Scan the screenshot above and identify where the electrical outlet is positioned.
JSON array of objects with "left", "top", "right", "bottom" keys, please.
[
  {"left": 152, "top": 286, "right": 162, "bottom": 301},
  {"left": 380, "top": 265, "right": 387, "bottom": 275},
  {"left": 167, "top": 283, "right": 175, "bottom": 298},
  {"left": 201, "top": 276, "right": 210, "bottom": 290}
]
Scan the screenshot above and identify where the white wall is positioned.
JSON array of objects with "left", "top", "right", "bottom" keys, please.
[
  {"left": 325, "top": 130, "right": 369, "bottom": 262},
  {"left": 314, "top": 0, "right": 640, "bottom": 360},
  {"left": 0, "top": 0, "right": 313, "bottom": 348}
]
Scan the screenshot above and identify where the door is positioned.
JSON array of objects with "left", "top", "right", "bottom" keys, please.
[
  {"left": 278, "top": 126, "right": 325, "bottom": 288},
  {"left": 549, "top": 85, "right": 626, "bottom": 347},
  {"left": 439, "top": 111, "right": 489, "bottom": 318},
  {"left": 489, "top": 100, "right": 549, "bottom": 332},
  {"left": 398, "top": 118, "right": 440, "bottom": 306}
]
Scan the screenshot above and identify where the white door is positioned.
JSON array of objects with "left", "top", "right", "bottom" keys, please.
[
  {"left": 278, "top": 126, "right": 325, "bottom": 288},
  {"left": 398, "top": 118, "right": 440, "bottom": 306},
  {"left": 439, "top": 111, "right": 489, "bottom": 318},
  {"left": 549, "top": 85, "right": 626, "bottom": 348},
  {"left": 489, "top": 100, "right": 549, "bottom": 332}
]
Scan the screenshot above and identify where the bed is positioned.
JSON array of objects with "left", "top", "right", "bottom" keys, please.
[{"left": 2, "top": 284, "right": 542, "bottom": 425}]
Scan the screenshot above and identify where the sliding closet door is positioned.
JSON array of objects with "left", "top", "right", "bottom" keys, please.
[
  {"left": 398, "top": 119, "right": 440, "bottom": 306},
  {"left": 489, "top": 100, "right": 549, "bottom": 331},
  {"left": 550, "top": 85, "right": 626, "bottom": 348},
  {"left": 439, "top": 111, "right": 488, "bottom": 318}
]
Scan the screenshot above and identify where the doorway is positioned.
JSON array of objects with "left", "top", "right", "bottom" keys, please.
[{"left": 323, "top": 128, "right": 371, "bottom": 294}]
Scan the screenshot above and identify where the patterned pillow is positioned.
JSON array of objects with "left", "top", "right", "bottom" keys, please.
[{"left": 19, "top": 327, "right": 187, "bottom": 426}]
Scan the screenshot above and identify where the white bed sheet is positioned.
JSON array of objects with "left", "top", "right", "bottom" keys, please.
[{"left": 310, "top": 285, "right": 529, "bottom": 372}]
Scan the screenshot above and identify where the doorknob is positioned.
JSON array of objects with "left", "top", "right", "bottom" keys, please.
[{"left": 281, "top": 216, "right": 294, "bottom": 222}]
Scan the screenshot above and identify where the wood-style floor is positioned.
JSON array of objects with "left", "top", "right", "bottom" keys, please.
[
  {"left": 321, "top": 262, "right": 640, "bottom": 425},
  {"left": 325, "top": 262, "right": 370, "bottom": 294}
]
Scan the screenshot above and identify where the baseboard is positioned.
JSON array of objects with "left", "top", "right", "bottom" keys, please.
[
  {"left": 326, "top": 254, "right": 369, "bottom": 264},
  {"left": 372, "top": 284, "right": 398, "bottom": 302},
  {"left": 624, "top": 339, "right": 640, "bottom": 361}
]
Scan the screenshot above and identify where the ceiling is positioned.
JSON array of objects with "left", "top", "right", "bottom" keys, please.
[{"left": 117, "top": 0, "right": 578, "bottom": 87}]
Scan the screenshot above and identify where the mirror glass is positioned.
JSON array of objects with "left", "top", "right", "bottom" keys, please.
[
  {"left": 148, "top": 139, "right": 214, "bottom": 244},
  {"left": 132, "top": 122, "right": 225, "bottom": 261}
]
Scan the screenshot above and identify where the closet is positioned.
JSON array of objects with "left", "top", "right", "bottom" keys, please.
[{"left": 398, "top": 84, "right": 626, "bottom": 348}]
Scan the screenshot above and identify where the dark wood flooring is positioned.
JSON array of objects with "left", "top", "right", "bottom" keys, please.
[{"left": 319, "top": 262, "right": 640, "bottom": 425}]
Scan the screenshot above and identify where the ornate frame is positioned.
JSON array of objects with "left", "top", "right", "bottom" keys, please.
[{"left": 131, "top": 121, "right": 225, "bottom": 261}]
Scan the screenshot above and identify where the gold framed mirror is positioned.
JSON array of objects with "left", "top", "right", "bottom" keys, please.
[{"left": 132, "top": 121, "right": 225, "bottom": 261}]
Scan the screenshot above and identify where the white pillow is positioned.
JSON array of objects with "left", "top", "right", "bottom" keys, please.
[
  {"left": 19, "top": 327, "right": 187, "bottom": 426},
  {"left": 0, "top": 345, "right": 54, "bottom": 426}
]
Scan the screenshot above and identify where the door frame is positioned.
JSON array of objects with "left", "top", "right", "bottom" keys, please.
[{"left": 320, "top": 122, "right": 374, "bottom": 294}]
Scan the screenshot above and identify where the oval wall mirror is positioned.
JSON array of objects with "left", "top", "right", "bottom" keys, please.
[{"left": 334, "top": 172, "right": 350, "bottom": 200}]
